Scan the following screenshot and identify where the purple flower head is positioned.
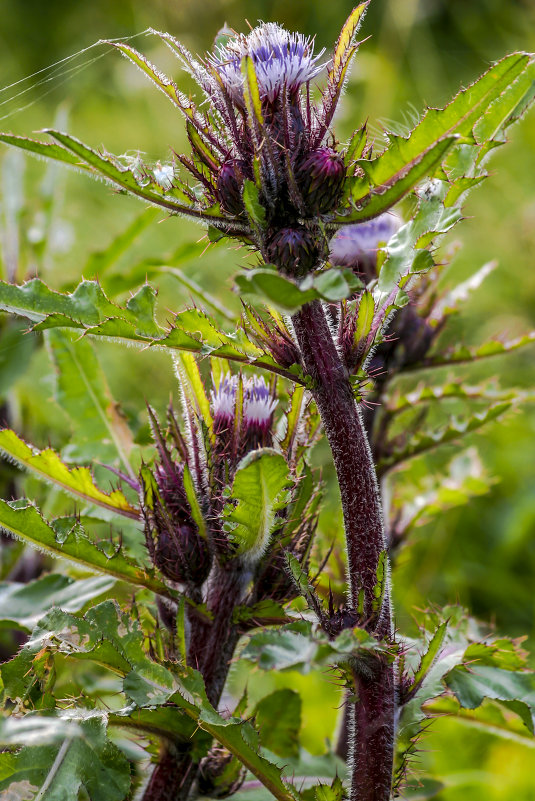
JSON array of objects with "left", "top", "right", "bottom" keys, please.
[
  {"left": 211, "top": 373, "right": 278, "bottom": 458},
  {"left": 211, "top": 374, "right": 239, "bottom": 434},
  {"left": 329, "top": 213, "right": 402, "bottom": 272},
  {"left": 100, "top": 9, "right": 371, "bottom": 277},
  {"left": 209, "top": 23, "right": 327, "bottom": 107},
  {"left": 244, "top": 374, "right": 278, "bottom": 426}
]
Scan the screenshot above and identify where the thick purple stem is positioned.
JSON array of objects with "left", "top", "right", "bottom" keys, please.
[
  {"left": 142, "top": 564, "right": 246, "bottom": 801},
  {"left": 291, "top": 300, "right": 395, "bottom": 801}
]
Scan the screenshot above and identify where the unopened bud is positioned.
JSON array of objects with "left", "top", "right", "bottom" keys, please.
[
  {"left": 267, "top": 226, "right": 320, "bottom": 275},
  {"left": 296, "top": 146, "right": 345, "bottom": 215},
  {"left": 217, "top": 159, "right": 247, "bottom": 216},
  {"left": 144, "top": 464, "right": 211, "bottom": 586}
]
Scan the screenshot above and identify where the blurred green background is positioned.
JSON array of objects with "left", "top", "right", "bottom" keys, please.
[{"left": 1, "top": 0, "right": 534, "bottom": 797}]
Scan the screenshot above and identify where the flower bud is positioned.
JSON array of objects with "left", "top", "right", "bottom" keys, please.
[
  {"left": 143, "top": 459, "right": 211, "bottom": 587},
  {"left": 295, "top": 146, "right": 345, "bottom": 215},
  {"left": 266, "top": 226, "right": 320, "bottom": 276},
  {"left": 217, "top": 159, "right": 247, "bottom": 216}
]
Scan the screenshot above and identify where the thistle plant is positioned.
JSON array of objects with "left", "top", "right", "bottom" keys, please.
[{"left": 0, "top": 5, "right": 535, "bottom": 801}]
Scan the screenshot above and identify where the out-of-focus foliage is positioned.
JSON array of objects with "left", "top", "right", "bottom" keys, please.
[{"left": 0, "top": 2, "right": 534, "bottom": 799}]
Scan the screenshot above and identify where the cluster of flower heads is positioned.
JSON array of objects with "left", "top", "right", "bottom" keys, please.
[
  {"left": 133, "top": 11, "right": 369, "bottom": 276},
  {"left": 139, "top": 372, "right": 318, "bottom": 610}
]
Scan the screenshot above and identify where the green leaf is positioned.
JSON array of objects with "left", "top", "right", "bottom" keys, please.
[
  {"left": 109, "top": 704, "right": 210, "bottom": 758},
  {"left": 340, "top": 52, "right": 535, "bottom": 225},
  {"left": 428, "top": 261, "right": 497, "bottom": 323},
  {"left": 378, "top": 401, "right": 512, "bottom": 473},
  {"left": 0, "top": 133, "right": 90, "bottom": 171},
  {"left": 0, "top": 712, "right": 131, "bottom": 801},
  {"left": 224, "top": 449, "right": 292, "bottom": 563},
  {"left": 409, "top": 622, "right": 448, "bottom": 696},
  {"left": 254, "top": 689, "right": 302, "bottom": 758},
  {"left": 423, "top": 695, "right": 535, "bottom": 746},
  {"left": 385, "top": 379, "right": 519, "bottom": 415},
  {"left": 173, "top": 351, "right": 213, "bottom": 435},
  {"left": 119, "top": 660, "right": 299, "bottom": 801},
  {"left": 412, "top": 332, "right": 535, "bottom": 370},
  {"left": 84, "top": 208, "right": 159, "bottom": 277},
  {"left": 0, "top": 320, "right": 38, "bottom": 400},
  {"left": 0, "top": 499, "right": 169, "bottom": 596},
  {"left": 0, "top": 278, "right": 302, "bottom": 383},
  {"left": 242, "top": 179, "right": 266, "bottom": 228},
  {"left": 374, "top": 179, "right": 462, "bottom": 308},
  {"left": 242, "top": 621, "right": 319, "bottom": 672},
  {"left": 302, "top": 776, "right": 346, "bottom": 801},
  {"left": 0, "top": 429, "right": 138, "bottom": 518},
  {"left": 40, "top": 129, "right": 210, "bottom": 220},
  {"left": 0, "top": 601, "right": 176, "bottom": 704},
  {"left": 0, "top": 574, "right": 116, "bottom": 632},
  {"left": 354, "top": 290, "right": 375, "bottom": 343},
  {"left": 342, "top": 135, "right": 457, "bottom": 224},
  {"left": 236, "top": 269, "right": 318, "bottom": 312},
  {"left": 445, "top": 666, "right": 535, "bottom": 738},
  {"left": 445, "top": 665, "right": 535, "bottom": 720},
  {"left": 0, "top": 277, "right": 159, "bottom": 334},
  {"left": 46, "top": 329, "right": 136, "bottom": 470},
  {"left": 236, "top": 267, "right": 360, "bottom": 312},
  {"left": 390, "top": 448, "right": 495, "bottom": 535}
]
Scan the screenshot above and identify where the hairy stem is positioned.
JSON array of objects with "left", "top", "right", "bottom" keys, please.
[
  {"left": 291, "top": 300, "right": 395, "bottom": 801},
  {"left": 142, "top": 564, "right": 247, "bottom": 801}
]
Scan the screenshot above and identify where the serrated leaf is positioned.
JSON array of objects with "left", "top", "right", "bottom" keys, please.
[
  {"left": 0, "top": 430, "right": 138, "bottom": 518},
  {"left": 0, "top": 574, "right": 116, "bottom": 632},
  {"left": 428, "top": 261, "right": 497, "bottom": 323},
  {"left": 342, "top": 52, "right": 535, "bottom": 225},
  {"left": 414, "top": 332, "right": 535, "bottom": 370},
  {"left": 0, "top": 279, "right": 301, "bottom": 383},
  {"left": 241, "top": 621, "right": 319, "bottom": 672},
  {"left": 0, "top": 712, "right": 131, "bottom": 801},
  {"left": 109, "top": 704, "right": 210, "bottom": 758},
  {"left": 0, "top": 499, "right": 169, "bottom": 596},
  {"left": 409, "top": 623, "right": 448, "bottom": 696},
  {"left": 120, "top": 661, "right": 299, "bottom": 801},
  {"left": 254, "top": 689, "right": 301, "bottom": 758},
  {"left": 224, "top": 449, "right": 292, "bottom": 563},
  {"left": 385, "top": 379, "right": 518, "bottom": 415},
  {"left": 342, "top": 135, "right": 457, "bottom": 224},
  {"left": 373, "top": 179, "right": 462, "bottom": 308},
  {"left": 445, "top": 665, "right": 535, "bottom": 733},
  {"left": 379, "top": 401, "right": 512, "bottom": 473}
]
